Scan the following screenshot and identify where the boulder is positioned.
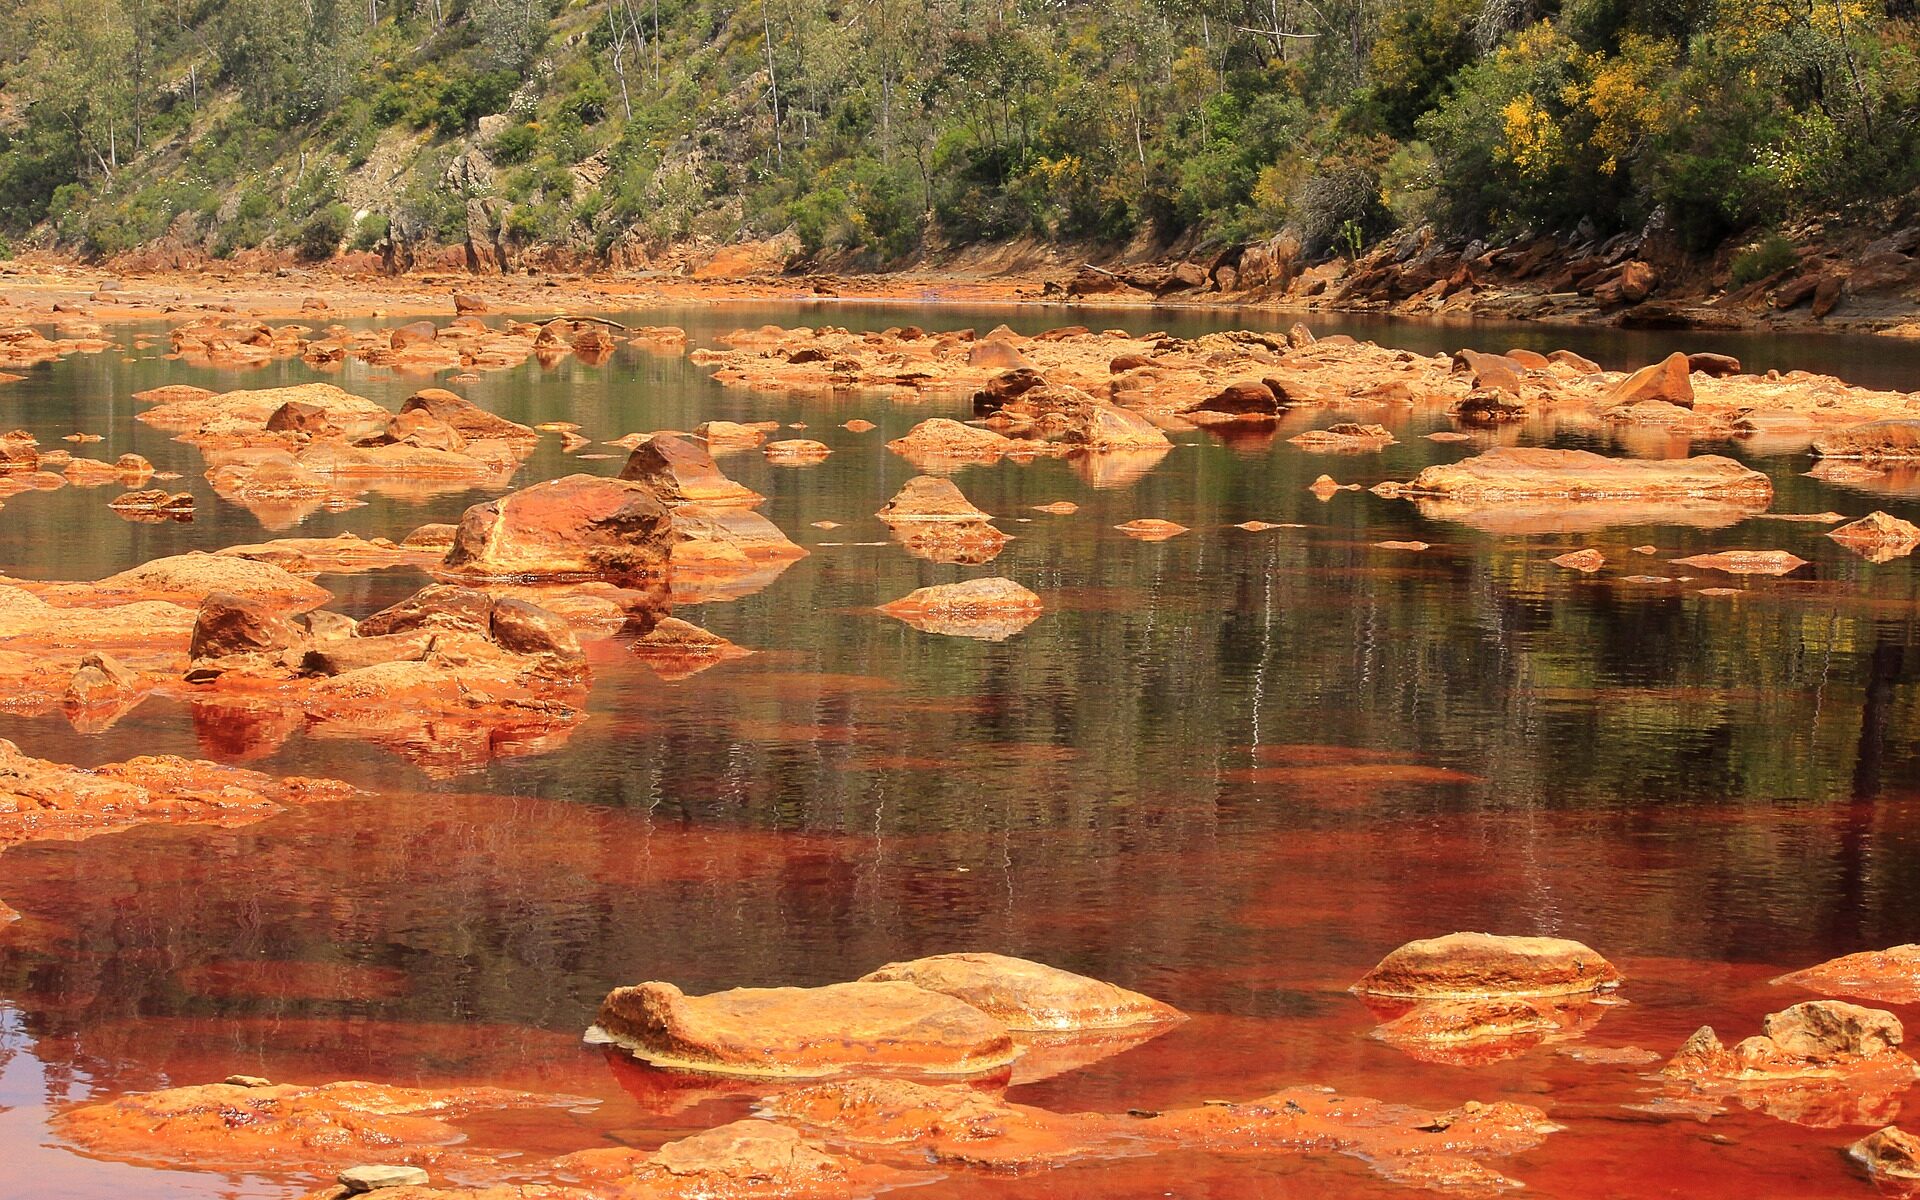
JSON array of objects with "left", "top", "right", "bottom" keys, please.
[
  {"left": 92, "top": 553, "right": 331, "bottom": 611},
  {"left": 1827, "top": 513, "right": 1920, "bottom": 562},
  {"left": 879, "top": 578, "right": 1043, "bottom": 640},
  {"left": 877, "top": 477, "right": 992, "bottom": 523},
  {"left": 1687, "top": 352, "right": 1742, "bottom": 377},
  {"left": 619, "top": 433, "right": 763, "bottom": 506},
  {"left": 1452, "top": 349, "right": 1527, "bottom": 396},
  {"left": 1851, "top": 1126, "right": 1920, "bottom": 1182},
  {"left": 189, "top": 592, "right": 303, "bottom": 662},
  {"left": 589, "top": 979, "right": 1020, "bottom": 1077},
  {"left": 442, "top": 475, "right": 672, "bottom": 581},
  {"left": 887, "top": 419, "right": 1016, "bottom": 463},
  {"left": 859, "top": 953, "right": 1181, "bottom": 1031},
  {"left": 1355, "top": 933, "right": 1621, "bottom": 999},
  {"left": 967, "top": 340, "right": 1032, "bottom": 370},
  {"left": 398, "top": 388, "right": 536, "bottom": 443},
  {"left": 389, "top": 320, "right": 439, "bottom": 349},
  {"left": 1604, "top": 352, "right": 1694, "bottom": 409}
]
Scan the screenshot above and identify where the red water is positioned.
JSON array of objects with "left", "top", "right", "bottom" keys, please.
[{"left": 1, "top": 305, "right": 1918, "bottom": 1198}]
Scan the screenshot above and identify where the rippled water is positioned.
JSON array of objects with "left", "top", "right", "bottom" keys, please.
[{"left": 1, "top": 302, "right": 1917, "bottom": 1199}]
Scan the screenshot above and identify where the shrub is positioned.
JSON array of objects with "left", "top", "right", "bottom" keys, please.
[
  {"left": 350, "top": 212, "right": 390, "bottom": 252},
  {"left": 295, "top": 204, "right": 352, "bottom": 260},
  {"left": 492, "top": 123, "right": 539, "bottom": 165},
  {"left": 1729, "top": 233, "right": 1797, "bottom": 286}
]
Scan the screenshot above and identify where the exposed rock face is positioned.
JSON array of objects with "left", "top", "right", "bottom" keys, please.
[
  {"left": 1851, "top": 1126, "right": 1920, "bottom": 1182},
  {"left": 859, "top": 953, "right": 1181, "bottom": 1031},
  {"left": 619, "top": 433, "right": 764, "bottom": 506},
  {"left": 1827, "top": 511, "right": 1920, "bottom": 561},
  {"left": 443, "top": 475, "right": 672, "bottom": 581},
  {"left": 52, "top": 1080, "right": 578, "bottom": 1175},
  {"left": 1355, "top": 933, "right": 1622, "bottom": 998},
  {"left": 1775, "top": 946, "right": 1920, "bottom": 1006},
  {"left": 1661, "top": 1001, "right": 1920, "bottom": 1127},
  {"left": 1812, "top": 420, "right": 1920, "bottom": 461},
  {"left": 0, "top": 738, "right": 353, "bottom": 854},
  {"left": 589, "top": 980, "right": 1021, "bottom": 1077},
  {"left": 1387, "top": 448, "right": 1772, "bottom": 502}
]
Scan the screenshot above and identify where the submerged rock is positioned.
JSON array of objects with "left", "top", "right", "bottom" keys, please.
[
  {"left": 1355, "top": 933, "right": 1622, "bottom": 999},
  {"left": 859, "top": 953, "right": 1181, "bottom": 1031},
  {"left": 630, "top": 617, "right": 752, "bottom": 680},
  {"left": 1551, "top": 549, "right": 1606, "bottom": 572},
  {"left": 588, "top": 979, "right": 1020, "bottom": 1077}
]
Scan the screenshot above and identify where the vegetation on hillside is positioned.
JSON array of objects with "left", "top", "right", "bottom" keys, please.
[{"left": 1, "top": 0, "right": 1916, "bottom": 265}]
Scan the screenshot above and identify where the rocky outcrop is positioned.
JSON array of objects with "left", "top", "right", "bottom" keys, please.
[
  {"left": 1661, "top": 1001, "right": 1920, "bottom": 1127},
  {"left": 1355, "top": 933, "right": 1622, "bottom": 998},
  {"left": 442, "top": 475, "right": 672, "bottom": 582},
  {"left": 858, "top": 953, "right": 1181, "bottom": 1031},
  {"left": 588, "top": 980, "right": 1021, "bottom": 1076}
]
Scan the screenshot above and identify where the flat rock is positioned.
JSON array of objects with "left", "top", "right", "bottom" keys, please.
[
  {"left": 1355, "top": 932, "right": 1622, "bottom": 999},
  {"left": 339, "top": 1164, "right": 431, "bottom": 1192},
  {"left": 443, "top": 475, "right": 671, "bottom": 581},
  {"left": 1775, "top": 945, "right": 1920, "bottom": 1006},
  {"left": 1388, "top": 447, "right": 1773, "bottom": 501},
  {"left": 589, "top": 979, "right": 1019, "bottom": 1077},
  {"left": 859, "top": 953, "right": 1181, "bottom": 1031},
  {"left": 1669, "top": 550, "right": 1808, "bottom": 576},
  {"left": 1812, "top": 420, "right": 1920, "bottom": 461}
]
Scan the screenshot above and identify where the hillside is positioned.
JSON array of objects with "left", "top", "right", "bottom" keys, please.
[{"left": 1, "top": 0, "right": 1917, "bottom": 294}]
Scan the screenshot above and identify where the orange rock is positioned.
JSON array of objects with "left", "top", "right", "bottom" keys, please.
[
  {"left": 1115, "top": 519, "right": 1187, "bottom": 539},
  {"left": 1851, "top": 1125, "right": 1920, "bottom": 1182},
  {"left": 443, "top": 475, "right": 672, "bottom": 582},
  {"left": 630, "top": 617, "right": 752, "bottom": 680},
  {"left": 1288, "top": 423, "right": 1395, "bottom": 452},
  {"left": 765, "top": 439, "right": 831, "bottom": 463},
  {"left": 1812, "top": 420, "right": 1920, "bottom": 461},
  {"left": 399, "top": 388, "right": 537, "bottom": 444},
  {"left": 1551, "top": 549, "right": 1605, "bottom": 572},
  {"left": 1355, "top": 933, "right": 1622, "bottom": 999},
  {"left": 1828, "top": 511, "right": 1920, "bottom": 562},
  {"left": 1605, "top": 352, "right": 1694, "bottom": 409},
  {"left": 1669, "top": 550, "right": 1807, "bottom": 576},
  {"left": 53, "top": 1079, "right": 577, "bottom": 1175},
  {"left": 842, "top": 419, "right": 876, "bottom": 433},
  {"left": 557, "top": 1119, "right": 926, "bottom": 1199},
  {"left": 1775, "top": 946, "right": 1920, "bottom": 1006},
  {"left": 589, "top": 980, "right": 1020, "bottom": 1077},
  {"left": 1661, "top": 1001, "right": 1920, "bottom": 1127},
  {"left": 878, "top": 578, "right": 1042, "bottom": 641},
  {"left": 620, "top": 433, "right": 765, "bottom": 505},
  {"left": 1032, "top": 501, "right": 1078, "bottom": 514},
  {"left": 1374, "top": 540, "right": 1430, "bottom": 551},
  {"left": 887, "top": 419, "right": 1015, "bottom": 466},
  {"left": 1365, "top": 994, "right": 1610, "bottom": 1067},
  {"left": 859, "top": 953, "right": 1180, "bottom": 1031}
]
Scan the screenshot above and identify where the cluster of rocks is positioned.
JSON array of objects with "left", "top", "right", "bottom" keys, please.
[{"left": 165, "top": 311, "right": 684, "bottom": 374}]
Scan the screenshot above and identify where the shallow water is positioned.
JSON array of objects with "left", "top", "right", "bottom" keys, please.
[{"left": 1, "top": 302, "right": 1918, "bottom": 1199}]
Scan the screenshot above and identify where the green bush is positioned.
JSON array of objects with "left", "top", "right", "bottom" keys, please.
[
  {"left": 1729, "top": 233, "right": 1797, "bottom": 286},
  {"left": 296, "top": 204, "right": 352, "bottom": 259},
  {"left": 351, "top": 212, "right": 390, "bottom": 252},
  {"left": 492, "top": 123, "right": 539, "bottom": 165}
]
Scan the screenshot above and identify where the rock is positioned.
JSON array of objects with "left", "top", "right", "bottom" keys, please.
[
  {"left": 1687, "top": 352, "right": 1742, "bottom": 377},
  {"left": 1355, "top": 933, "right": 1622, "bottom": 999},
  {"left": 887, "top": 419, "right": 1016, "bottom": 464},
  {"left": 1551, "top": 549, "right": 1605, "bottom": 572},
  {"left": 52, "top": 1080, "right": 575, "bottom": 1175},
  {"left": 108, "top": 489, "right": 194, "bottom": 517},
  {"left": 589, "top": 979, "right": 1019, "bottom": 1077},
  {"left": 694, "top": 420, "right": 772, "bottom": 451},
  {"left": 1388, "top": 447, "right": 1772, "bottom": 502},
  {"left": 389, "top": 320, "right": 439, "bottom": 349},
  {"left": 1547, "top": 349, "right": 1602, "bottom": 374},
  {"left": 1452, "top": 389, "right": 1528, "bottom": 424},
  {"left": 1452, "top": 349, "right": 1527, "bottom": 395},
  {"left": 338, "top": 1164, "right": 430, "bottom": 1192},
  {"left": 630, "top": 617, "right": 751, "bottom": 680},
  {"left": 92, "top": 553, "right": 331, "bottom": 612},
  {"left": 1663, "top": 1001, "right": 1917, "bottom": 1093},
  {"left": 1812, "top": 273, "right": 1846, "bottom": 318},
  {"left": 1289, "top": 423, "right": 1395, "bottom": 452},
  {"left": 1669, "top": 550, "right": 1808, "bottom": 576},
  {"left": 1776, "top": 946, "right": 1920, "bottom": 1006},
  {"left": 1366, "top": 994, "right": 1609, "bottom": 1067},
  {"left": 619, "top": 433, "right": 764, "bottom": 506},
  {"left": 859, "top": 953, "right": 1181, "bottom": 1031},
  {"left": 1851, "top": 1126, "right": 1920, "bottom": 1182},
  {"left": 878, "top": 476, "right": 992, "bottom": 523},
  {"left": 1812, "top": 420, "right": 1920, "bottom": 461},
  {"left": 765, "top": 439, "right": 831, "bottom": 463},
  {"left": 1200, "top": 381, "right": 1281, "bottom": 416},
  {"left": 488, "top": 597, "right": 582, "bottom": 659},
  {"left": 443, "top": 475, "right": 672, "bottom": 581},
  {"left": 189, "top": 592, "right": 302, "bottom": 662},
  {"left": 879, "top": 578, "right": 1043, "bottom": 640},
  {"left": 1827, "top": 512, "right": 1920, "bottom": 562},
  {"left": 265, "top": 399, "right": 343, "bottom": 437},
  {"left": 1604, "top": 352, "right": 1694, "bottom": 409},
  {"left": 1114, "top": 519, "right": 1188, "bottom": 539},
  {"left": 1374, "top": 540, "right": 1430, "bottom": 551},
  {"left": 967, "top": 340, "right": 1033, "bottom": 370},
  {"left": 398, "top": 389, "right": 536, "bottom": 444},
  {"left": 452, "top": 293, "right": 489, "bottom": 315}
]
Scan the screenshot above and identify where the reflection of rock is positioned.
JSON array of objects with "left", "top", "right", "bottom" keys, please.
[
  {"left": 1355, "top": 932, "right": 1622, "bottom": 998},
  {"left": 1071, "top": 445, "right": 1172, "bottom": 489},
  {"left": 1364, "top": 993, "right": 1611, "bottom": 1066},
  {"left": 1660, "top": 1000, "right": 1920, "bottom": 1128},
  {"left": 878, "top": 578, "right": 1043, "bottom": 641},
  {"left": 859, "top": 953, "right": 1182, "bottom": 1031},
  {"left": 589, "top": 980, "right": 1020, "bottom": 1077},
  {"left": 1828, "top": 512, "right": 1920, "bottom": 562},
  {"left": 670, "top": 505, "right": 809, "bottom": 603},
  {"left": 52, "top": 1079, "right": 580, "bottom": 1175},
  {"left": 1775, "top": 945, "right": 1920, "bottom": 1006}
]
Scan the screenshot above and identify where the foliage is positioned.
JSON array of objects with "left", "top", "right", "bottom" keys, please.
[
  {"left": 1730, "top": 232, "right": 1799, "bottom": 285},
  {"left": 0, "top": 0, "right": 1915, "bottom": 263},
  {"left": 295, "top": 203, "right": 352, "bottom": 259}
]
